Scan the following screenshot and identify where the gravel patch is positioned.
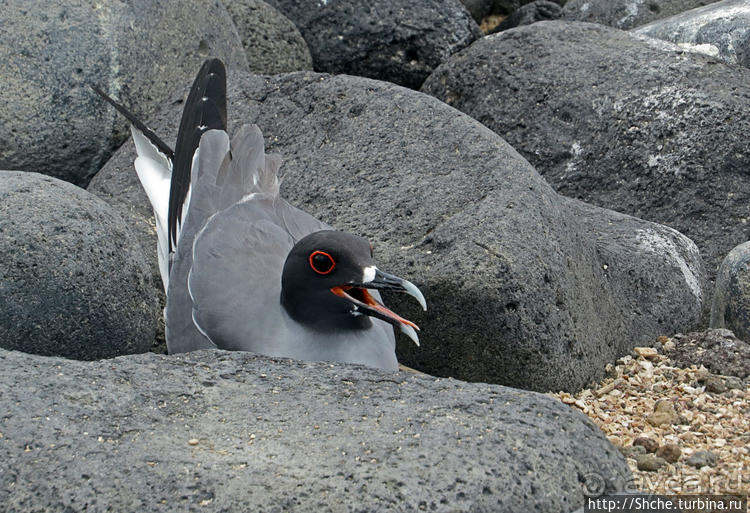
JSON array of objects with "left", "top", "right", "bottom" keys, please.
[{"left": 551, "top": 338, "right": 749, "bottom": 495}]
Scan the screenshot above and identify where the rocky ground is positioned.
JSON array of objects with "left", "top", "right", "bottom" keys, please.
[
  {"left": 552, "top": 332, "right": 749, "bottom": 497},
  {"left": 3, "top": 0, "right": 750, "bottom": 509},
  {"left": 0, "top": 348, "right": 630, "bottom": 512}
]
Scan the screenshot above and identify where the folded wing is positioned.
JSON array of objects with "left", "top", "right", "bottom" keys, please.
[{"left": 166, "top": 125, "right": 329, "bottom": 353}]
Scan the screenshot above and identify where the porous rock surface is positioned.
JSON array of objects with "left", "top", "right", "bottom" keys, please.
[
  {"left": 0, "top": 348, "right": 631, "bottom": 512},
  {"left": 562, "top": 0, "right": 715, "bottom": 30},
  {"left": 223, "top": 0, "right": 313, "bottom": 74},
  {"left": 90, "top": 70, "right": 704, "bottom": 391},
  {"left": 263, "top": 0, "right": 482, "bottom": 89},
  {"left": 489, "top": 0, "right": 563, "bottom": 33},
  {"left": 666, "top": 329, "right": 750, "bottom": 379},
  {"left": 710, "top": 242, "right": 750, "bottom": 342},
  {"left": 0, "top": 171, "right": 157, "bottom": 359},
  {"left": 460, "top": 0, "right": 494, "bottom": 21},
  {"left": 422, "top": 21, "right": 750, "bottom": 286},
  {"left": 0, "top": 0, "right": 247, "bottom": 186},
  {"left": 495, "top": 0, "right": 565, "bottom": 15},
  {"left": 634, "top": 0, "right": 750, "bottom": 69}
]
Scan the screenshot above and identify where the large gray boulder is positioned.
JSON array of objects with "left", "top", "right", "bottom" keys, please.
[
  {"left": 492, "top": 0, "right": 565, "bottom": 15},
  {"left": 562, "top": 0, "right": 715, "bottom": 30},
  {"left": 488, "top": 0, "right": 563, "bottom": 33},
  {"left": 0, "top": 0, "right": 247, "bottom": 187},
  {"left": 223, "top": 0, "right": 313, "bottom": 74},
  {"left": 633, "top": 0, "right": 750, "bottom": 69},
  {"left": 0, "top": 348, "right": 631, "bottom": 512},
  {"left": 422, "top": 21, "right": 750, "bottom": 287},
  {"left": 90, "top": 70, "right": 703, "bottom": 391},
  {"left": 460, "top": 0, "right": 494, "bottom": 21},
  {"left": 711, "top": 242, "right": 750, "bottom": 341},
  {"left": 462, "top": 0, "right": 563, "bottom": 21},
  {"left": 262, "top": 0, "right": 482, "bottom": 89},
  {"left": 0, "top": 172, "right": 157, "bottom": 359},
  {"left": 666, "top": 329, "right": 750, "bottom": 378}
]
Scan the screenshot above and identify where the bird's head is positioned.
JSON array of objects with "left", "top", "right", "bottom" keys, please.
[{"left": 280, "top": 230, "right": 426, "bottom": 345}]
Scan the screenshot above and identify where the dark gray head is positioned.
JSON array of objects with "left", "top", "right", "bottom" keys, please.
[{"left": 280, "top": 230, "right": 426, "bottom": 344}]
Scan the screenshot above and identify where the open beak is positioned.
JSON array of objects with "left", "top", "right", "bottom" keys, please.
[{"left": 330, "top": 268, "right": 427, "bottom": 346}]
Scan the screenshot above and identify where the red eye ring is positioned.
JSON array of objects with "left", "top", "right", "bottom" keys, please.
[{"left": 309, "top": 250, "right": 336, "bottom": 275}]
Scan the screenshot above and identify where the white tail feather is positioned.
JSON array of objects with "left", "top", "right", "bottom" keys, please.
[
  {"left": 258, "top": 152, "right": 282, "bottom": 198},
  {"left": 130, "top": 124, "right": 281, "bottom": 293},
  {"left": 131, "top": 127, "right": 172, "bottom": 292}
]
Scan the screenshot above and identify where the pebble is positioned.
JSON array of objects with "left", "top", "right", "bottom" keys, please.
[
  {"left": 724, "top": 376, "right": 744, "bottom": 390},
  {"left": 636, "top": 453, "right": 667, "bottom": 471},
  {"left": 686, "top": 450, "right": 718, "bottom": 468},
  {"left": 655, "top": 443, "right": 681, "bottom": 463},
  {"left": 551, "top": 342, "right": 749, "bottom": 496},
  {"left": 694, "top": 365, "right": 710, "bottom": 381},
  {"left": 678, "top": 431, "right": 697, "bottom": 442},
  {"left": 704, "top": 375, "right": 727, "bottom": 394},
  {"left": 633, "top": 436, "right": 659, "bottom": 453},
  {"left": 634, "top": 347, "right": 658, "bottom": 359},
  {"left": 620, "top": 445, "right": 647, "bottom": 459},
  {"left": 647, "top": 400, "right": 678, "bottom": 427},
  {"left": 594, "top": 378, "right": 623, "bottom": 397},
  {"left": 188, "top": 438, "right": 199, "bottom": 446},
  {"left": 618, "top": 355, "right": 634, "bottom": 365}
]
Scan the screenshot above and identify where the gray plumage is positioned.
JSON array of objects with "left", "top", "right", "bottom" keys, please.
[
  {"left": 93, "top": 59, "right": 425, "bottom": 371},
  {"left": 166, "top": 126, "right": 403, "bottom": 369}
]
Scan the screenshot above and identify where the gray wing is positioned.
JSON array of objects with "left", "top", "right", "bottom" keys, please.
[
  {"left": 187, "top": 195, "right": 397, "bottom": 367},
  {"left": 166, "top": 124, "right": 328, "bottom": 353},
  {"left": 165, "top": 129, "right": 230, "bottom": 352},
  {"left": 187, "top": 195, "right": 329, "bottom": 351}
]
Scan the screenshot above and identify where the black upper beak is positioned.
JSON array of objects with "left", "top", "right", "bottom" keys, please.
[
  {"left": 330, "top": 268, "right": 427, "bottom": 345},
  {"left": 362, "top": 269, "right": 428, "bottom": 309}
]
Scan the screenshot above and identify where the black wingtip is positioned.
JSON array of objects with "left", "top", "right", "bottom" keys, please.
[
  {"left": 90, "top": 84, "right": 175, "bottom": 161},
  {"left": 167, "top": 58, "right": 228, "bottom": 253}
]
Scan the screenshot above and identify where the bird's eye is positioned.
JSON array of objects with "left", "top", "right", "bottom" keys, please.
[{"left": 309, "top": 250, "right": 336, "bottom": 275}]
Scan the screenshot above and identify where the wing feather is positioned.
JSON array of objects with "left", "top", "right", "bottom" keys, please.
[
  {"left": 168, "top": 58, "right": 227, "bottom": 252},
  {"left": 131, "top": 127, "right": 173, "bottom": 290},
  {"left": 187, "top": 195, "right": 328, "bottom": 352}
]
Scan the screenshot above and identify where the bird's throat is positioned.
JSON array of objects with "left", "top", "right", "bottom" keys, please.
[{"left": 280, "top": 288, "right": 373, "bottom": 333}]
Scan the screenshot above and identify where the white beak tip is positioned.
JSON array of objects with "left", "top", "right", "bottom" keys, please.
[
  {"left": 403, "top": 279, "right": 427, "bottom": 311},
  {"left": 399, "top": 323, "right": 420, "bottom": 347}
]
